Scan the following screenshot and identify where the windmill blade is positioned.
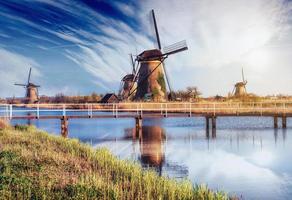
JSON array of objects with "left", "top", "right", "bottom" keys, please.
[
  {"left": 27, "top": 67, "right": 32, "bottom": 84},
  {"left": 161, "top": 61, "right": 173, "bottom": 100},
  {"left": 163, "top": 40, "right": 188, "bottom": 56},
  {"left": 130, "top": 54, "right": 136, "bottom": 74},
  {"left": 34, "top": 85, "right": 41, "bottom": 87},
  {"left": 151, "top": 9, "right": 162, "bottom": 50},
  {"left": 242, "top": 67, "right": 245, "bottom": 83},
  {"left": 14, "top": 83, "right": 27, "bottom": 87},
  {"left": 232, "top": 85, "right": 236, "bottom": 95}
]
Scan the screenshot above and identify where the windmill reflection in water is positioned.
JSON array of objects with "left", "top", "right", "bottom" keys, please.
[{"left": 125, "top": 125, "right": 188, "bottom": 178}]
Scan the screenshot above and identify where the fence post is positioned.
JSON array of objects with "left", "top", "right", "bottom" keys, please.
[
  {"left": 88, "top": 104, "right": 93, "bottom": 118},
  {"left": 275, "top": 102, "right": 277, "bottom": 114},
  {"left": 136, "top": 104, "right": 139, "bottom": 115},
  {"left": 213, "top": 103, "right": 216, "bottom": 116},
  {"left": 115, "top": 103, "right": 118, "bottom": 118},
  {"left": 140, "top": 103, "right": 143, "bottom": 118},
  {"left": 91, "top": 104, "right": 93, "bottom": 117},
  {"left": 189, "top": 103, "right": 192, "bottom": 117},
  {"left": 37, "top": 104, "right": 40, "bottom": 119},
  {"left": 6, "top": 105, "right": 9, "bottom": 119},
  {"left": 9, "top": 105, "right": 12, "bottom": 120},
  {"left": 62, "top": 104, "right": 66, "bottom": 117},
  {"left": 283, "top": 102, "right": 286, "bottom": 115},
  {"left": 161, "top": 103, "right": 163, "bottom": 115},
  {"left": 165, "top": 103, "right": 168, "bottom": 117}
]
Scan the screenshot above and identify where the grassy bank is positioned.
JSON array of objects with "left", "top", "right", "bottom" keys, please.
[{"left": 0, "top": 125, "right": 231, "bottom": 200}]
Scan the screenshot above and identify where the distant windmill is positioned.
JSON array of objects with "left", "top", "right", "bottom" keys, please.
[
  {"left": 126, "top": 9, "right": 188, "bottom": 102},
  {"left": 118, "top": 54, "right": 138, "bottom": 100},
  {"left": 15, "top": 67, "right": 40, "bottom": 104},
  {"left": 232, "top": 68, "right": 247, "bottom": 97}
]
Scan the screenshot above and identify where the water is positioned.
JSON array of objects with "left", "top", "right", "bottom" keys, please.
[{"left": 11, "top": 114, "right": 292, "bottom": 200}]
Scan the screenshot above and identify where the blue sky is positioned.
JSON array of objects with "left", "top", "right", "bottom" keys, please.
[{"left": 0, "top": 0, "right": 291, "bottom": 98}]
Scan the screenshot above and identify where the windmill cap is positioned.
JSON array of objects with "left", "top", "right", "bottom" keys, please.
[
  {"left": 235, "top": 82, "right": 246, "bottom": 87},
  {"left": 27, "top": 83, "right": 40, "bottom": 87},
  {"left": 122, "top": 74, "right": 135, "bottom": 81},
  {"left": 137, "top": 49, "right": 163, "bottom": 61}
]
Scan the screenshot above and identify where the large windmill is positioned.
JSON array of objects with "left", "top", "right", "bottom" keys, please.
[
  {"left": 126, "top": 9, "right": 188, "bottom": 102},
  {"left": 15, "top": 67, "right": 40, "bottom": 104},
  {"left": 232, "top": 68, "right": 247, "bottom": 97}
]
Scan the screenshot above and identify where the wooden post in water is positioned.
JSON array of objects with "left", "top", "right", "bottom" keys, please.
[
  {"left": 212, "top": 128, "right": 216, "bottom": 138},
  {"left": 205, "top": 116, "right": 210, "bottom": 132},
  {"left": 274, "top": 116, "right": 278, "bottom": 129},
  {"left": 206, "top": 128, "right": 210, "bottom": 139},
  {"left": 61, "top": 116, "right": 68, "bottom": 138},
  {"left": 211, "top": 117, "right": 216, "bottom": 130},
  {"left": 282, "top": 116, "right": 287, "bottom": 129},
  {"left": 135, "top": 117, "right": 142, "bottom": 130}
]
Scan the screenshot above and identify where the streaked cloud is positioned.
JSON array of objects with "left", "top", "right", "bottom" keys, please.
[{"left": 0, "top": 0, "right": 291, "bottom": 97}]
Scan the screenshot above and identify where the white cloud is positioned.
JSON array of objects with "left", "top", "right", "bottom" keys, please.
[{"left": 0, "top": 48, "right": 42, "bottom": 97}]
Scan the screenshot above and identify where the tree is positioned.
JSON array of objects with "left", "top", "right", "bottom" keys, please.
[{"left": 186, "top": 86, "right": 202, "bottom": 99}]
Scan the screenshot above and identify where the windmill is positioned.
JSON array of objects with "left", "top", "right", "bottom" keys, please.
[
  {"left": 127, "top": 9, "right": 188, "bottom": 102},
  {"left": 232, "top": 68, "right": 247, "bottom": 97},
  {"left": 14, "top": 67, "right": 40, "bottom": 104},
  {"left": 118, "top": 54, "right": 138, "bottom": 100}
]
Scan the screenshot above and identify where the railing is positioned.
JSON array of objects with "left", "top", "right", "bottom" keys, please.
[{"left": 1, "top": 102, "right": 292, "bottom": 120}]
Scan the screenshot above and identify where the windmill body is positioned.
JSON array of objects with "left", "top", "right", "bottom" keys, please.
[
  {"left": 26, "top": 83, "right": 39, "bottom": 103},
  {"left": 119, "top": 74, "right": 136, "bottom": 99},
  {"left": 14, "top": 68, "right": 40, "bottom": 104},
  {"left": 134, "top": 49, "right": 166, "bottom": 101},
  {"left": 234, "top": 82, "right": 247, "bottom": 97},
  {"left": 232, "top": 68, "right": 247, "bottom": 97}
]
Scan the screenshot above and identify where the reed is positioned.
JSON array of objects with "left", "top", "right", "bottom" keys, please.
[{"left": 0, "top": 125, "right": 233, "bottom": 200}]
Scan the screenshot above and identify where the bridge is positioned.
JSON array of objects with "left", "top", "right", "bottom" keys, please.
[{"left": 1, "top": 102, "right": 291, "bottom": 137}]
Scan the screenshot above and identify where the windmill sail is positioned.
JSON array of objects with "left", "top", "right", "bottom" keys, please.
[
  {"left": 151, "top": 9, "right": 161, "bottom": 50},
  {"left": 14, "top": 83, "right": 26, "bottom": 87},
  {"left": 163, "top": 40, "right": 188, "bottom": 56},
  {"left": 241, "top": 68, "right": 247, "bottom": 84},
  {"left": 242, "top": 68, "right": 244, "bottom": 82},
  {"left": 130, "top": 54, "right": 136, "bottom": 74},
  {"left": 27, "top": 67, "right": 32, "bottom": 85}
]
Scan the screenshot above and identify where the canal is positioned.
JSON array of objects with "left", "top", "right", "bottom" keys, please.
[{"left": 11, "top": 116, "right": 292, "bottom": 199}]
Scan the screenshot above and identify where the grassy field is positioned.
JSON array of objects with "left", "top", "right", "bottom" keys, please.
[{"left": 0, "top": 125, "right": 232, "bottom": 200}]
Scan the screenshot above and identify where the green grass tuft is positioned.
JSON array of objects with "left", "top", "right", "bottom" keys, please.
[{"left": 0, "top": 125, "right": 234, "bottom": 200}]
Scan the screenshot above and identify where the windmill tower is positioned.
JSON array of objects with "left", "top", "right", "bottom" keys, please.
[
  {"left": 232, "top": 68, "right": 247, "bottom": 97},
  {"left": 15, "top": 67, "right": 40, "bottom": 104},
  {"left": 129, "top": 9, "right": 188, "bottom": 102}
]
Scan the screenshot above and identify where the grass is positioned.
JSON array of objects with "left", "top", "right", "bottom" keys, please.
[{"left": 0, "top": 125, "right": 232, "bottom": 200}]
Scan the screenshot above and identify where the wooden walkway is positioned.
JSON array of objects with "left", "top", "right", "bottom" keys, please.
[{"left": 1, "top": 102, "right": 291, "bottom": 136}]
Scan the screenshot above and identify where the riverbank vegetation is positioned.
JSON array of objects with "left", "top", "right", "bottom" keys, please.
[{"left": 0, "top": 125, "right": 231, "bottom": 200}]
